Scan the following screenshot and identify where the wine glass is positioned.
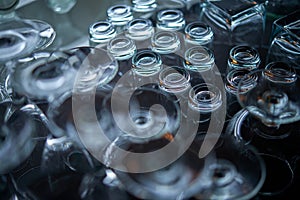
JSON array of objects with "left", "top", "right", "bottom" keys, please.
[
  {"left": 9, "top": 46, "right": 118, "bottom": 103},
  {"left": 0, "top": 0, "right": 56, "bottom": 64},
  {"left": 113, "top": 133, "right": 266, "bottom": 200},
  {"left": 237, "top": 61, "right": 300, "bottom": 127}
]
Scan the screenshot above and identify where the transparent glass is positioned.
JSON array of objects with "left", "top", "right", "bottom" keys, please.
[
  {"left": 107, "top": 4, "right": 133, "bottom": 29},
  {"left": 184, "top": 21, "right": 214, "bottom": 49},
  {"left": 159, "top": 66, "right": 190, "bottom": 94},
  {"left": 225, "top": 69, "right": 257, "bottom": 119},
  {"left": 10, "top": 47, "right": 118, "bottom": 102},
  {"left": 0, "top": 107, "right": 36, "bottom": 174},
  {"left": 89, "top": 21, "right": 117, "bottom": 47},
  {"left": 132, "top": 49, "right": 162, "bottom": 76},
  {"left": 45, "top": 0, "right": 77, "bottom": 14},
  {"left": 184, "top": 46, "right": 214, "bottom": 72},
  {"left": 151, "top": 31, "right": 180, "bottom": 54},
  {"left": 132, "top": 0, "right": 157, "bottom": 13},
  {"left": 125, "top": 18, "right": 154, "bottom": 41},
  {"left": 200, "top": 0, "right": 265, "bottom": 47},
  {"left": 227, "top": 45, "right": 261, "bottom": 72},
  {"left": 226, "top": 109, "right": 296, "bottom": 196},
  {"left": 188, "top": 83, "right": 222, "bottom": 123},
  {"left": 237, "top": 63, "right": 300, "bottom": 126},
  {"left": 107, "top": 36, "right": 136, "bottom": 60},
  {"left": 156, "top": 9, "right": 186, "bottom": 31},
  {"left": 267, "top": 10, "right": 300, "bottom": 70}
]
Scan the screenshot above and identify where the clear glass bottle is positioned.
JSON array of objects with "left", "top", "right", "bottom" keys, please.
[
  {"left": 107, "top": 4, "right": 133, "bottom": 32},
  {"left": 225, "top": 68, "right": 257, "bottom": 119},
  {"left": 227, "top": 45, "right": 261, "bottom": 73},
  {"left": 156, "top": 9, "right": 186, "bottom": 31},
  {"left": 184, "top": 21, "right": 214, "bottom": 50},
  {"left": 188, "top": 83, "right": 222, "bottom": 123},
  {"left": 89, "top": 21, "right": 117, "bottom": 48},
  {"left": 184, "top": 46, "right": 215, "bottom": 86},
  {"left": 107, "top": 36, "right": 137, "bottom": 61},
  {"left": 125, "top": 18, "right": 154, "bottom": 49},
  {"left": 151, "top": 30, "right": 182, "bottom": 66},
  {"left": 200, "top": 0, "right": 266, "bottom": 47},
  {"left": 132, "top": 0, "right": 157, "bottom": 18}
]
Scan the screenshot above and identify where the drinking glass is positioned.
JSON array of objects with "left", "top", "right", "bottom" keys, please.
[
  {"left": 200, "top": 0, "right": 266, "bottom": 47},
  {"left": 267, "top": 10, "right": 300, "bottom": 71},
  {"left": 9, "top": 47, "right": 118, "bottom": 103},
  {"left": 0, "top": 0, "right": 56, "bottom": 63}
]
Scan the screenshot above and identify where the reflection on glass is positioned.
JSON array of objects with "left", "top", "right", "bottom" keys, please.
[
  {"left": 184, "top": 21, "right": 214, "bottom": 49},
  {"left": 89, "top": 21, "right": 117, "bottom": 47},
  {"left": 151, "top": 31, "right": 180, "bottom": 54},
  {"left": 227, "top": 45, "right": 261, "bottom": 73},
  {"left": 107, "top": 36, "right": 136, "bottom": 60},
  {"left": 200, "top": 0, "right": 265, "bottom": 47},
  {"left": 156, "top": 9, "right": 186, "bottom": 31},
  {"left": 237, "top": 63, "right": 300, "bottom": 126}
]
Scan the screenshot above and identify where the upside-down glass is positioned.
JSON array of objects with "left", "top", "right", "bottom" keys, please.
[
  {"left": 9, "top": 47, "right": 118, "bottom": 103},
  {"left": 200, "top": 0, "right": 266, "bottom": 47},
  {"left": 267, "top": 10, "right": 300, "bottom": 71},
  {"left": 237, "top": 62, "right": 300, "bottom": 126},
  {"left": 0, "top": 0, "right": 56, "bottom": 63}
]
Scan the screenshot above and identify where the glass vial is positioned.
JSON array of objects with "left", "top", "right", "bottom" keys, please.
[
  {"left": 125, "top": 18, "right": 154, "bottom": 49},
  {"left": 107, "top": 4, "right": 133, "bottom": 32},
  {"left": 151, "top": 31, "right": 180, "bottom": 54},
  {"left": 107, "top": 36, "right": 137, "bottom": 60},
  {"left": 225, "top": 69, "right": 257, "bottom": 119},
  {"left": 89, "top": 21, "right": 117, "bottom": 47},
  {"left": 132, "top": 49, "right": 162, "bottom": 76},
  {"left": 156, "top": 9, "right": 186, "bottom": 31},
  {"left": 227, "top": 45, "right": 261, "bottom": 73},
  {"left": 132, "top": 0, "right": 157, "bottom": 12},
  {"left": 184, "top": 46, "right": 215, "bottom": 86},
  {"left": 184, "top": 21, "right": 214, "bottom": 50},
  {"left": 188, "top": 83, "right": 222, "bottom": 123}
]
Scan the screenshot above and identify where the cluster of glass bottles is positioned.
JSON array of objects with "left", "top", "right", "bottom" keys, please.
[{"left": 0, "top": 0, "right": 300, "bottom": 199}]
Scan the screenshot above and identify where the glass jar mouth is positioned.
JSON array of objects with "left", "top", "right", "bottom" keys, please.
[
  {"left": 151, "top": 31, "right": 180, "bottom": 54},
  {"left": 125, "top": 18, "right": 154, "bottom": 40},
  {"left": 132, "top": 50, "right": 162, "bottom": 76},
  {"left": 264, "top": 61, "right": 297, "bottom": 84},
  {"left": 132, "top": 0, "right": 157, "bottom": 12},
  {"left": 89, "top": 21, "right": 116, "bottom": 40},
  {"left": 107, "top": 4, "right": 133, "bottom": 26},
  {"left": 185, "top": 21, "right": 214, "bottom": 45},
  {"left": 228, "top": 45, "right": 260, "bottom": 70},
  {"left": 159, "top": 66, "right": 191, "bottom": 93},
  {"left": 156, "top": 9, "right": 185, "bottom": 31},
  {"left": 184, "top": 46, "right": 215, "bottom": 72},
  {"left": 225, "top": 69, "right": 257, "bottom": 94},
  {"left": 189, "top": 83, "right": 222, "bottom": 112},
  {"left": 108, "top": 36, "right": 136, "bottom": 60}
]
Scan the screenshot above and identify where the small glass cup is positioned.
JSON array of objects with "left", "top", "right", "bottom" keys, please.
[
  {"left": 156, "top": 9, "right": 186, "bottom": 31},
  {"left": 107, "top": 36, "right": 137, "bottom": 61},
  {"left": 184, "top": 21, "right": 214, "bottom": 50},
  {"left": 227, "top": 45, "right": 261, "bottom": 73},
  {"left": 89, "top": 21, "right": 117, "bottom": 47}
]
